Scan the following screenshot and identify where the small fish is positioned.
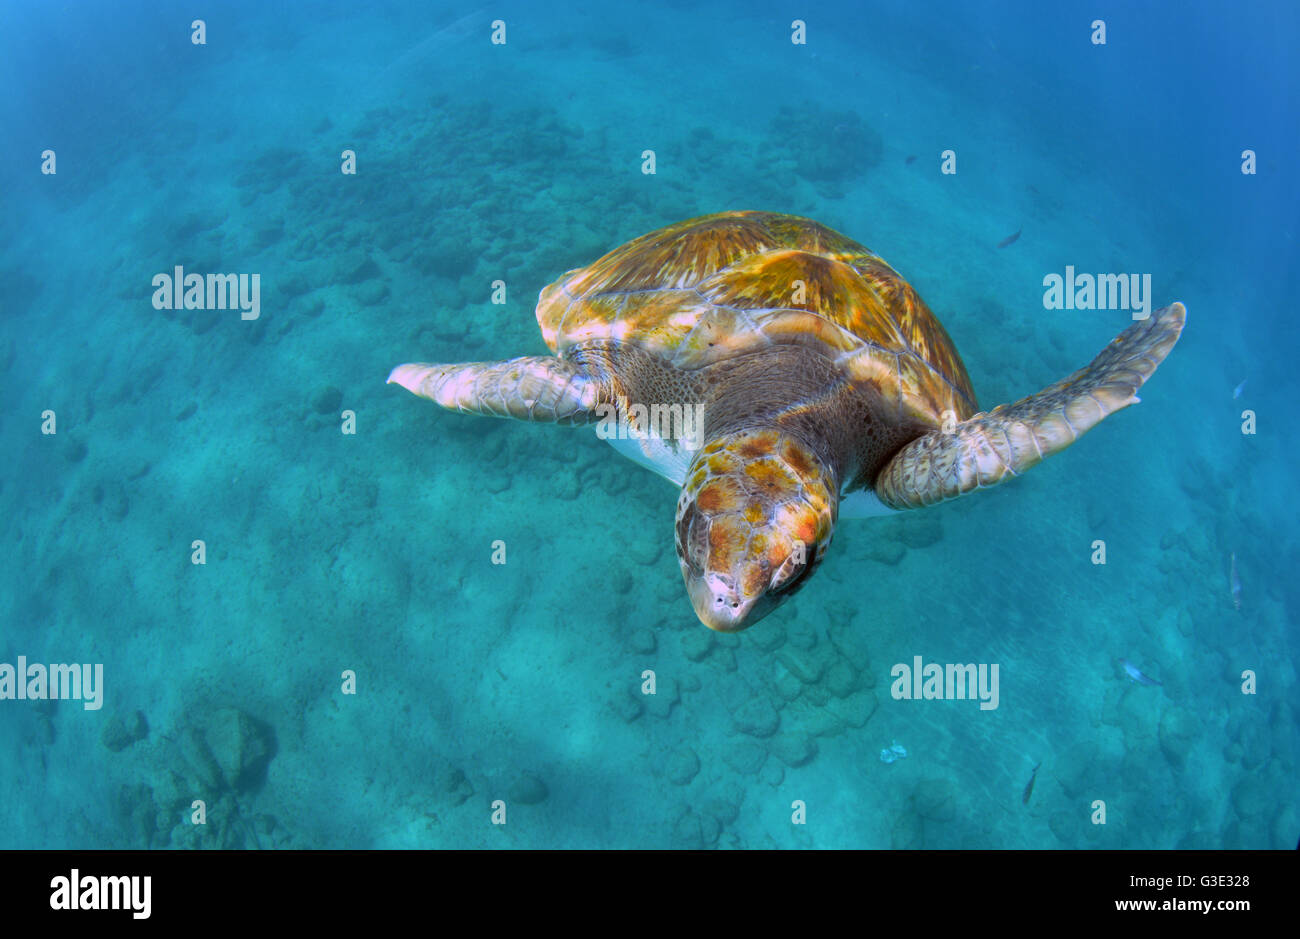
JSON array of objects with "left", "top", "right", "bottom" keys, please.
[
  {"left": 1232, "top": 379, "right": 1246, "bottom": 399},
  {"left": 881, "top": 740, "right": 908, "bottom": 763},
  {"left": 1230, "top": 553, "right": 1242, "bottom": 611},
  {"left": 1119, "top": 658, "right": 1162, "bottom": 687},
  {"left": 997, "top": 227, "right": 1021, "bottom": 248},
  {"left": 1022, "top": 762, "right": 1041, "bottom": 805},
  {"left": 905, "top": 154, "right": 917, "bottom": 165}
]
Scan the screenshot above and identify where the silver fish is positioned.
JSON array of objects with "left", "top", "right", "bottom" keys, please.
[
  {"left": 1230, "top": 552, "right": 1242, "bottom": 611},
  {"left": 1232, "top": 379, "right": 1247, "bottom": 399},
  {"left": 1120, "top": 658, "right": 1162, "bottom": 687},
  {"left": 1022, "top": 762, "right": 1041, "bottom": 805}
]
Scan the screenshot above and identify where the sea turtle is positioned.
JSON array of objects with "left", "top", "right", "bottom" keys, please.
[{"left": 389, "top": 211, "right": 1184, "bottom": 631}]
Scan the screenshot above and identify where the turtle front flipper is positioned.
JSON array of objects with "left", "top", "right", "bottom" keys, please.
[
  {"left": 388, "top": 356, "right": 605, "bottom": 425},
  {"left": 875, "top": 301, "right": 1186, "bottom": 509}
]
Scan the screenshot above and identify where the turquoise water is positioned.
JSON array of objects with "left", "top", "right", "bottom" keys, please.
[{"left": 1, "top": 0, "right": 1295, "bottom": 849}]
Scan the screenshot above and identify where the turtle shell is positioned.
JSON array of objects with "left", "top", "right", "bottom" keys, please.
[{"left": 536, "top": 211, "right": 977, "bottom": 426}]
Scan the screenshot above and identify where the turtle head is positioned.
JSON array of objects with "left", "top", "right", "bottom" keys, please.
[{"left": 675, "top": 428, "right": 837, "bottom": 631}]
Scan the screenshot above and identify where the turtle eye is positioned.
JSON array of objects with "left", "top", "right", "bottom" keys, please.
[{"left": 771, "top": 550, "right": 817, "bottom": 598}]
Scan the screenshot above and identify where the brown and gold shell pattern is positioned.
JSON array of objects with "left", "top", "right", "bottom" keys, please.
[{"left": 535, "top": 211, "right": 978, "bottom": 426}]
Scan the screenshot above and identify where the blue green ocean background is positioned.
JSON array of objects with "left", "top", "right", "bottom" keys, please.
[{"left": 1, "top": 0, "right": 1296, "bottom": 849}]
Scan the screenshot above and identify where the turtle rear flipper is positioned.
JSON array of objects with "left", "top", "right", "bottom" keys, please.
[
  {"left": 875, "top": 302, "right": 1186, "bottom": 510},
  {"left": 388, "top": 356, "right": 604, "bottom": 425}
]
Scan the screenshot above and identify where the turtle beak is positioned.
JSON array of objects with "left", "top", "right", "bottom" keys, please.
[{"left": 684, "top": 571, "right": 773, "bottom": 632}]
